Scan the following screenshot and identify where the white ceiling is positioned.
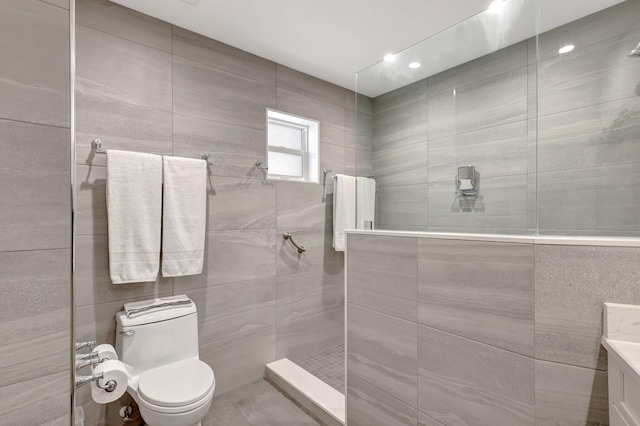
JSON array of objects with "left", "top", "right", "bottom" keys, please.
[
  {"left": 109, "top": 0, "right": 626, "bottom": 96},
  {"left": 108, "top": 0, "right": 495, "bottom": 91}
]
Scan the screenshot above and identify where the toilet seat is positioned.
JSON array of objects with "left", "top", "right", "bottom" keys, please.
[{"left": 137, "top": 358, "right": 215, "bottom": 414}]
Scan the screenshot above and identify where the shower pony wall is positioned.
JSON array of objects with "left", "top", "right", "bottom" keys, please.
[{"left": 348, "top": 0, "right": 640, "bottom": 425}]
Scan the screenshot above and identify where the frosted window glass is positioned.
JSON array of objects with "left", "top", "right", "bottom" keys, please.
[
  {"left": 268, "top": 122, "right": 303, "bottom": 150},
  {"left": 268, "top": 152, "right": 303, "bottom": 177}
]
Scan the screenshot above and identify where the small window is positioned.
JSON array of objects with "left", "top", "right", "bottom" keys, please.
[{"left": 266, "top": 109, "right": 319, "bottom": 182}]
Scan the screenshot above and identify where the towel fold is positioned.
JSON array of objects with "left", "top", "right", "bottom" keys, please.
[
  {"left": 356, "top": 177, "right": 376, "bottom": 230},
  {"left": 161, "top": 156, "right": 207, "bottom": 277},
  {"left": 124, "top": 294, "right": 193, "bottom": 318},
  {"left": 107, "top": 150, "right": 163, "bottom": 284},
  {"left": 333, "top": 174, "right": 356, "bottom": 252}
]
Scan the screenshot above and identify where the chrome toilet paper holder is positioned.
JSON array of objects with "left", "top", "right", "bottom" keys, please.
[{"left": 75, "top": 371, "right": 118, "bottom": 392}]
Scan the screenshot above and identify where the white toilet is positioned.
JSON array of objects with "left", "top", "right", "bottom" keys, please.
[{"left": 115, "top": 296, "right": 215, "bottom": 426}]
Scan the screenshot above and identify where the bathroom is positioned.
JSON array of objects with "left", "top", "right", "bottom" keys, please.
[{"left": 2, "top": 0, "right": 640, "bottom": 425}]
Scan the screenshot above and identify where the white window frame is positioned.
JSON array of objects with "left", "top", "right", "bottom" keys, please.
[{"left": 266, "top": 109, "right": 319, "bottom": 183}]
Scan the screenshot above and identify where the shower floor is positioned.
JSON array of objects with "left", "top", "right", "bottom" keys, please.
[{"left": 291, "top": 343, "right": 345, "bottom": 394}]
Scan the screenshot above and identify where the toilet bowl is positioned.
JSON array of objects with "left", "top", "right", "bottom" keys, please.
[{"left": 115, "top": 296, "right": 215, "bottom": 426}]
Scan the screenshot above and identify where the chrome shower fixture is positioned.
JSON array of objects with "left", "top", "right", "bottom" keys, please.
[{"left": 629, "top": 41, "right": 640, "bottom": 56}]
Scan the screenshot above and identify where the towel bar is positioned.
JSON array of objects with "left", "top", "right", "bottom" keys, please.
[{"left": 92, "top": 139, "right": 214, "bottom": 167}]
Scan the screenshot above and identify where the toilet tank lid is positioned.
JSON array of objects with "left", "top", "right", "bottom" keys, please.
[{"left": 116, "top": 295, "right": 196, "bottom": 327}]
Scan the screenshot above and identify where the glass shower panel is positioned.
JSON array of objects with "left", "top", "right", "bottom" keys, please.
[
  {"left": 356, "top": 0, "right": 539, "bottom": 235},
  {"left": 536, "top": 0, "right": 640, "bottom": 236}
]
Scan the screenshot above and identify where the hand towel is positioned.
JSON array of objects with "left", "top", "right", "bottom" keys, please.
[
  {"left": 162, "top": 156, "right": 207, "bottom": 277},
  {"left": 356, "top": 177, "right": 376, "bottom": 230},
  {"left": 333, "top": 174, "right": 356, "bottom": 252},
  {"left": 124, "top": 294, "right": 193, "bottom": 318},
  {"left": 107, "top": 150, "right": 163, "bottom": 284}
]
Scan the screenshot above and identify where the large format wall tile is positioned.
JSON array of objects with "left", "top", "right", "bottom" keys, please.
[
  {"left": 427, "top": 67, "right": 527, "bottom": 140},
  {"left": 173, "top": 114, "right": 267, "bottom": 179},
  {"left": 0, "top": 0, "right": 69, "bottom": 127},
  {"left": 75, "top": 234, "right": 172, "bottom": 307},
  {"left": 276, "top": 181, "right": 331, "bottom": 229},
  {"left": 347, "top": 374, "right": 418, "bottom": 426},
  {"left": 417, "top": 325, "right": 535, "bottom": 426},
  {"left": 537, "top": 0, "right": 640, "bottom": 62},
  {"left": 200, "top": 326, "right": 276, "bottom": 395},
  {"left": 76, "top": 95, "right": 173, "bottom": 167},
  {"left": 76, "top": 25, "right": 172, "bottom": 112},
  {"left": 373, "top": 79, "right": 428, "bottom": 115},
  {"left": 418, "top": 239, "right": 534, "bottom": 356},
  {"left": 277, "top": 65, "right": 347, "bottom": 107},
  {"left": 276, "top": 88, "right": 346, "bottom": 130},
  {"left": 277, "top": 269, "right": 344, "bottom": 323},
  {"left": 173, "top": 26, "right": 276, "bottom": 85},
  {"left": 373, "top": 142, "right": 428, "bottom": 187},
  {"left": 174, "top": 56, "right": 276, "bottom": 130},
  {"left": 75, "top": 165, "right": 107, "bottom": 235},
  {"left": 0, "top": 371, "right": 70, "bottom": 426},
  {"left": 427, "top": 120, "right": 528, "bottom": 182},
  {"left": 534, "top": 360, "right": 608, "bottom": 425},
  {"left": 347, "top": 234, "right": 418, "bottom": 321},
  {"left": 538, "top": 28, "right": 640, "bottom": 117},
  {"left": 277, "top": 307, "right": 344, "bottom": 359},
  {"left": 207, "top": 176, "right": 276, "bottom": 230},
  {"left": 0, "top": 120, "right": 70, "bottom": 252},
  {"left": 76, "top": 0, "right": 172, "bottom": 51},
  {"left": 376, "top": 185, "right": 429, "bottom": 231},
  {"left": 535, "top": 244, "right": 640, "bottom": 370},
  {"left": 347, "top": 304, "right": 417, "bottom": 408},
  {"left": 373, "top": 99, "right": 428, "bottom": 151},
  {"left": 428, "top": 41, "right": 528, "bottom": 98},
  {"left": 178, "top": 229, "right": 277, "bottom": 289},
  {"left": 0, "top": 250, "right": 70, "bottom": 387},
  {"left": 538, "top": 163, "right": 640, "bottom": 235},
  {"left": 537, "top": 97, "right": 640, "bottom": 173},
  {"left": 189, "top": 277, "right": 276, "bottom": 344}
]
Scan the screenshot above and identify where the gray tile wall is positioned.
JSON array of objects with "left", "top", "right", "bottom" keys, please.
[
  {"left": 362, "top": 0, "right": 640, "bottom": 236},
  {"left": 347, "top": 233, "right": 640, "bottom": 425},
  {"left": 0, "top": 0, "right": 71, "bottom": 425},
  {"left": 74, "top": 0, "right": 351, "bottom": 421},
  {"left": 0, "top": 0, "right": 71, "bottom": 424}
]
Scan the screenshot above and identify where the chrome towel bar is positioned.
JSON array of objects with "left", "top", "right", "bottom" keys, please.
[{"left": 92, "top": 139, "right": 214, "bottom": 167}]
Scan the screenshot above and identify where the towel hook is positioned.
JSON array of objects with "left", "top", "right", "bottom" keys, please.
[
  {"left": 283, "top": 232, "right": 306, "bottom": 254},
  {"left": 255, "top": 160, "right": 268, "bottom": 170}
]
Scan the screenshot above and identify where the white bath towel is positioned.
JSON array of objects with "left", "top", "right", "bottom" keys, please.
[
  {"left": 356, "top": 177, "right": 376, "bottom": 230},
  {"left": 107, "top": 150, "right": 163, "bottom": 284},
  {"left": 161, "top": 156, "right": 207, "bottom": 277},
  {"left": 124, "top": 294, "right": 193, "bottom": 318},
  {"left": 333, "top": 174, "right": 356, "bottom": 252}
]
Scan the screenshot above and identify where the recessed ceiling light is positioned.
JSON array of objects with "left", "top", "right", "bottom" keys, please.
[
  {"left": 408, "top": 62, "right": 421, "bottom": 69},
  {"left": 559, "top": 44, "right": 575, "bottom": 54},
  {"left": 383, "top": 54, "right": 396, "bottom": 63},
  {"left": 488, "top": 0, "right": 506, "bottom": 12}
]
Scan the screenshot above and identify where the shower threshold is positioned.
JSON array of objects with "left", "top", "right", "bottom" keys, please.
[{"left": 265, "top": 358, "right": 345, "bottom": 426}]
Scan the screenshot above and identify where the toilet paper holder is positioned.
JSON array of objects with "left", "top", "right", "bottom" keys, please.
[{"left": 75, "top": 371, "right": 118, "bottom": 392}]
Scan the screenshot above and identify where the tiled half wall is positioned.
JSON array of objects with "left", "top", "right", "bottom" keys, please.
[{"left": 346, "top": 231, "right": 640, "bottom": 425}]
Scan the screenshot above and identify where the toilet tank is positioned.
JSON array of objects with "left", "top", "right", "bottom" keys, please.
[{"left": 115, "top": 303, "right": 200, "bottom": 372}]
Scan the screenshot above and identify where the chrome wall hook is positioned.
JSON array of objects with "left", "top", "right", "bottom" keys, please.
[{"left": 255, "top": 160, "right": 268, "bottom": 170}]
